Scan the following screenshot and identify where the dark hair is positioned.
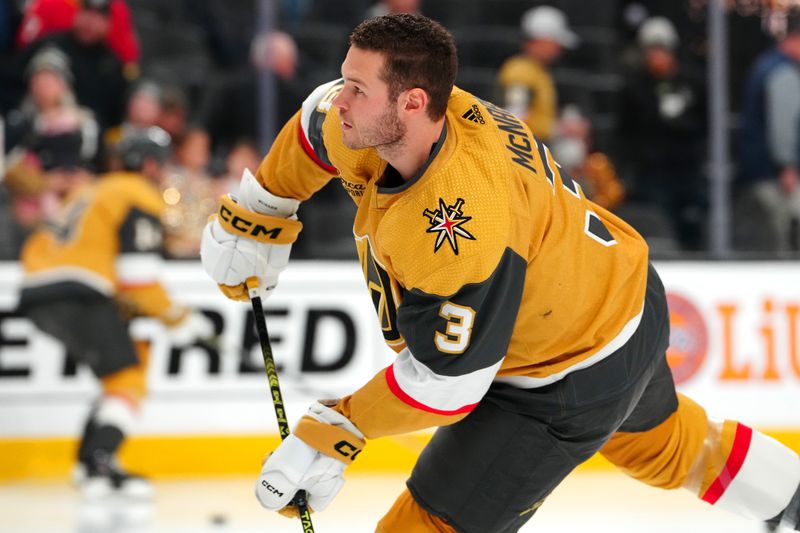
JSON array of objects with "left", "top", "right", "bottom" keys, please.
[{"left": 349, "top": 14, "right": 457, "bottom": 120}]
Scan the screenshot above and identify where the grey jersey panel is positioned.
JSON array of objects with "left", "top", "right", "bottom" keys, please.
[{"left": 396, "top": 246, "right": 526, "bottom": 377}]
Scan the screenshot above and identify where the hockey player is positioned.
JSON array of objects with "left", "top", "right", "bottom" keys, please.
[
  {"left": 19, "top": 128, "right": 214, "bottom": 498},
  {"left": 200, "top": 14, "right": 800, "bottom": 532}
]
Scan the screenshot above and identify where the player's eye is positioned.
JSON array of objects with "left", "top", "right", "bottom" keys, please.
[{"left": 353, "top": 86, "right": 364, "bottom": 95}]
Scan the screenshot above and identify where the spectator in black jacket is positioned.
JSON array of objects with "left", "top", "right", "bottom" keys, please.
[
  {"left": 619, "top": 16, "right": 708, "bottom": 251},
  {"left": 8, "top": 0, "right": 130, "bottom": 134},
  {"left": 4, "top": 46, "right": 99, "bottom": 165},
  {"left": 199, "top": 31, "right": 327, "bottom": 153}
]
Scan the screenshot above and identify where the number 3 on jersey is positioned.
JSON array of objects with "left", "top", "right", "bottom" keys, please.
[{"left": 435, "top": 302, "right": 476, "bottom": 354}]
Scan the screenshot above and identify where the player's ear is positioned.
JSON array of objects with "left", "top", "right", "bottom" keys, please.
[{"left": 403, "top": 88, "right": 428, "bottom": 115}]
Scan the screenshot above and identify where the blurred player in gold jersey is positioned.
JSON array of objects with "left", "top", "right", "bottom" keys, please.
[
  {"left": 200, "top": 14, "right": 800, "bottom": 532},
  {"left": 19, "top": 128, "right": 214, "bottom": 499}
]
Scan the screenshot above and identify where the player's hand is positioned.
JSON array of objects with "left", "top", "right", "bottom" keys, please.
[
  {"left": 255, "top": 434, "right": 344, "bottom": 514},
  {"left": 255, "top": 402, "right": 365, "bottom": 514},
  {"left": 200, "top": 168, "right": 302, "bottom": 301},
  {"left": 201, "top": 219, "right": 292, "bottom": 301},
  {"left": 168, "top": 310, "right": 216, "bottom": 346}
]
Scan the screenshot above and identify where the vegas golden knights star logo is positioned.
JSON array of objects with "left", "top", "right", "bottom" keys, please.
[{"left": 423, "top": 198, "right": 476, "bottom": 255}]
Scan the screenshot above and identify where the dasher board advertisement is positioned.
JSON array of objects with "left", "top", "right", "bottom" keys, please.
[{"left": 0, "top": 261, "right": 798, "bottom": 437}]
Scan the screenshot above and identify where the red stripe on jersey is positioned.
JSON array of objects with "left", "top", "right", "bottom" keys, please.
[
  {"left": 297, "top": 121, "right": 338, "bottom": 174},
  {"left": 701, "top": 423, "right": 753, "bottom": 505},
  {"left": 385, "top": 364, "right": 478, "bottom": 416}
]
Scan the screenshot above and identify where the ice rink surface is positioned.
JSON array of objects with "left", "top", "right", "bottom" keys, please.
[{"left": 0, "top": 471, "right": 786, "bottom": 533}]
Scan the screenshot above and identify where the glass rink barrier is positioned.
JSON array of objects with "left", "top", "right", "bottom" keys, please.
[{"left": 1, "top": 261, "right": 799, "bottom": 532}]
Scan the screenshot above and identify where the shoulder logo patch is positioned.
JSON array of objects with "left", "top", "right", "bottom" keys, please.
[
  {"left": 461, "top": 104, "right": 485, "bottom": 124},
  {"left": 423, "top": 198, "right": 476, "bottom": 255}
]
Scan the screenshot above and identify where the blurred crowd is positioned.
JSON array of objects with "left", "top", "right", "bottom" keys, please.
[{"left": 1, "top": 0, "right": 799, "bottom": 261}]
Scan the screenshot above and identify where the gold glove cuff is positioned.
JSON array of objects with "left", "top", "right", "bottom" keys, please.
[
  {"left": 294, "top": 415, "right": 366, "bottom": 465},
  {"left": 217, "top": 195, "right": 302, "bottom": 244}
]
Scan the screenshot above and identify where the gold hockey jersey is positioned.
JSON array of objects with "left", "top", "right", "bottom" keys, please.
[
  {"left": 20, "top": 171, "right": 180, "bottom": 322},
  {"left": 256, "top": 80, "right": 649, "bottom": 439}
]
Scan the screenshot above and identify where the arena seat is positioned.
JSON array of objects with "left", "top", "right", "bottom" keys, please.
[
  {"left": 422, "top": 0, "right": 481, "bottom": 29},
  {"left": 303, "top": 0, "right": 370, "bottom": 27},
  {"left": 291, "top": 23, "right": 351, "bottom": 72},
  {"left": 454, "top": 26, "right": 522, "bottom": 70},
  {"left": 456, "top": 67, "right": 499, "bottom": 102}
]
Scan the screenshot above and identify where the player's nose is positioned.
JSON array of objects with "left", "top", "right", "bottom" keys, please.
[{"left": 332, "top": 90, "right": 348, "bottom": 111}]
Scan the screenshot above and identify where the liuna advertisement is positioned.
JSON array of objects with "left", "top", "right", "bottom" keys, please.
[{"left": 0, "top": 261, "right": 799, "bottom": 439}]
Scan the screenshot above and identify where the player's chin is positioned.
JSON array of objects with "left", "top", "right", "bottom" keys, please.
[{"left": 341, "top": 134, "right": 364, "bottom": 150}]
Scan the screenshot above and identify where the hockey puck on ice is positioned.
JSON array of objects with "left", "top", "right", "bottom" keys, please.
[{"left": 209, "top": 513, "right": 228, "bottom": 526}]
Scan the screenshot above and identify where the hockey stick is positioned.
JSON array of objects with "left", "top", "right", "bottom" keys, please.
[{"left": 246, "top": 277, "right": 315, "bottom": 533}]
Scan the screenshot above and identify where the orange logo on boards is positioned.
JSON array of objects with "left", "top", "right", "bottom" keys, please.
[
  {"left": 666, "top": 292, "right": 709, "bottom": 384},
  {"left": 666, "top": 295, "right": 800, "bottom": 384}
]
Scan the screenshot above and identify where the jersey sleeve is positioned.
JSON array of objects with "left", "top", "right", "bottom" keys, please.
[
  {"left": 113, "top": 203, "right": 174, "bottom": 320},
  {"left": 334, "top": 248, "right": 527, "bottom": 438},
  {"left": 255, "top": 79, "right": 344, "bottom": 201},
  {"left": 94, "top": 179, "right": 177, "bottom": 322}
]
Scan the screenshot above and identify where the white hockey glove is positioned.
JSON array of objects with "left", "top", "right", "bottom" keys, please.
[
  {"left": 200, "top": 168, "right": 302, "bottom": 302},
  {"left": 167, "top": 310, "right": 216, "bottom": 346},
  {"left": 255, "top": 402, "right": 365, "bottom": 516}
]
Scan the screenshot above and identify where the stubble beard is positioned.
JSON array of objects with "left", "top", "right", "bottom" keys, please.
[{"left": 344, "top": 104, "right": 407, "bottom": 155}]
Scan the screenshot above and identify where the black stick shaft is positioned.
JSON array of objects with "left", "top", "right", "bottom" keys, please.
[{"left": 249, "top": 292, "right": 315, "bottom": 533}]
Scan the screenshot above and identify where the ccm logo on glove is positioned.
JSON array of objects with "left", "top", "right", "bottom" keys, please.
[
  {"left": 217, "top": 195, "right": 302, "bottom": 244},
  {"left": 261, "top": 479, "right": 285, "bottom": 497},
  {"left": 219, "top": 203, "right": 282, "bottom": 240},
  {"left": 219, "top": 205, "right": 281, "bottom": 239},
  {"left": 333, "top": 440, "right": 362, "bottom": 460}
]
